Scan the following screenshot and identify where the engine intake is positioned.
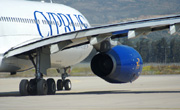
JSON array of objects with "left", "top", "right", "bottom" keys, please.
[{"left": 91, "top": 45, "right": 143, "bottom": 83}]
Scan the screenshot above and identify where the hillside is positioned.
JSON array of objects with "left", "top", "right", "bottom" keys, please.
[
  {"left": 28, "top": 0, "right": 180, "bottom": 63},
  {"left": 30, "top": 0, "right": 180, "bottom": 25}
]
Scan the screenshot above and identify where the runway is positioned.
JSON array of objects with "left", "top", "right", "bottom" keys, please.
[{"left": 0, "top": 75, "right": 180, "bottom": 110}]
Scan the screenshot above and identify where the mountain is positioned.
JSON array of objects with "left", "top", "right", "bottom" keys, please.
[
  {"left": 28, "top": 0, "right": 180, "bottom": 63},
  {"left": 30, "top": 0, "right": 180, "bottom": 25}
]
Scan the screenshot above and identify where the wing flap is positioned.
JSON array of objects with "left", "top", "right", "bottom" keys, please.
[
  {"left": 170, "top": 23, "right": 180, "bottom": 35},
  {"left": 128, "top": 28, "right": 151, "bottom": 39}
]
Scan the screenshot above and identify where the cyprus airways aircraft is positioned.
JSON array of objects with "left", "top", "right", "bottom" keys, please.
[{"left": 0, "top": 0, "right": 180, "bottom": 96}]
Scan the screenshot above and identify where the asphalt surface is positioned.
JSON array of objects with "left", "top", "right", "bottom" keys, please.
[{"left": 0, "top": 75, "right": 180, "bottom": 110}]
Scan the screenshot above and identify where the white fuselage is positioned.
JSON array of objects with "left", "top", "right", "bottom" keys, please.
[{"left": 0, "top": 1, "right": 93, "bottom": 72}]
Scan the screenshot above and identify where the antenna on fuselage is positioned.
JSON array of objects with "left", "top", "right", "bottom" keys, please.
[{"left": 41, "top": 0, "right": 53, "bottom": 3}]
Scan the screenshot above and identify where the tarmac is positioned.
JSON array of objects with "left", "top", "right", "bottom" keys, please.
[{"left": 0, "top": 75, "right": 180, "bottom": 110}]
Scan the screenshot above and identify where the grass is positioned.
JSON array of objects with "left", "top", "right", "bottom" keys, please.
[
  {"left": 142, "top": 65, "right": 180, "bottom": 75},
  {"left": 0, "top": 65, "right": 94, "bottom": 78},
  {"left": 0, "top": 64, "right": 179, "bottom": 78}
]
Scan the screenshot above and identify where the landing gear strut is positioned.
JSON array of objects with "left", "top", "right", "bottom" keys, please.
[
  {"left": 19, "top": 48, "right": 56, "bottom": 96},
  {"left": 57, "top": 68, "right": 72, "bottom": 91},
  {"left": 19, "top": 48, "right": 72, "bottom": 96}
]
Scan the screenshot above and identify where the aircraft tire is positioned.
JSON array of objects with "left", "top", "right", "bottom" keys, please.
[
  {"left": 64, "top": 79, "right": 72, "bottom": 91},
  {"left": 37, "top": 79, "right": 48, "bottom": 95},
  {"left": 47, "top": 78, "right": 56, "bottom": 95},
  {"left": 28, "top": 79, "right": 37, "bottom": 95},
  {"left": 57, "top": 79, "right": 63, "bottom": 91},
  {"left": 19, "top": 79, "right": 29, "bottom": 96}
]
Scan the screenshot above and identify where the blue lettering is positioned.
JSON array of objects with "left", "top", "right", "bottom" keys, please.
[
  {"left": 34, "top": 11, "right": 52, "bottom": 38},
  {"left": 78, "top": 15, "right": 88, "bottom": 29},
  {"left": 47, "top": 12, "right": 63, "bottom": 35},
  {"left": 66, "top": 14, "right": 76, "bottom": 31},
  {"left": 34, "top": 11, "right": 87, "bottom": 37},
  {"left": 57, "top": 13, "right": 71, "bottom": 33},
  {"left": 74, "top": 14, "right": 82, "bottom": 29}
]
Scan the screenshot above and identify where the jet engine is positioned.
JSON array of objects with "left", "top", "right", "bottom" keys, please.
[{"left": 91, "top": 45, "right": 143, "bottom": 83}]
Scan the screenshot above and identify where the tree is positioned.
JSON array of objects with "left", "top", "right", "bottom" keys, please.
[
  {"left": 170, "top": 38, "right": 180, "bottom": 62},
  {"left": 154, "top": 38, "right": 168, "bottom": 63},
  {"left": 121, "top": 38, "right": 134, "bottom": 47},
  {"left": 135, "top": 38, "right": 150, "bottom": 63}
]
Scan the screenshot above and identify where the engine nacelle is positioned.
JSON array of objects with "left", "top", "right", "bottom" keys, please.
[{"left": 91, "top": 45, "right": 143, "bottom": 83}]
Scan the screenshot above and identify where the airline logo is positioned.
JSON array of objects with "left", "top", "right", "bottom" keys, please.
[
  {"left": 34, "top": 11, "right": 89, "bottom": 38},
  {"left": 136, "top": 58, "right": 140, "bottom": 69}
]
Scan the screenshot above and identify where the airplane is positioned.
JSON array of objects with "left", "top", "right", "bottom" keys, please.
[{"left": 0, "top": 0, "right": 180, "bottom": 96}]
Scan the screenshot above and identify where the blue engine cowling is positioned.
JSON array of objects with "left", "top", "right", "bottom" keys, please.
[{"left": 91, "top": 45, "right": 143, "bottom": 83}]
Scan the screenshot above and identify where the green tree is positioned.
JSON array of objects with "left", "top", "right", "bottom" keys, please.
[
  {"left": 170, "top": 38, "right": 180, "bottom": 62},
  {"left": 149, "top": 40, "right": 158, "bottom": 62},
  {"left": 135, "top": 38, "right": 150, "bottom": 63},
  {"left": 155, "top": 38, "right": 168, "bottom": 63},
  {"left": 121, "top": 38, "right": 134, "bottom": 47}
]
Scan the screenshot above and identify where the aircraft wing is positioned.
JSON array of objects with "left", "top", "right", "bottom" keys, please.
[{"left": 4, "top": 14, "right": 180, "bottom": 58}]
